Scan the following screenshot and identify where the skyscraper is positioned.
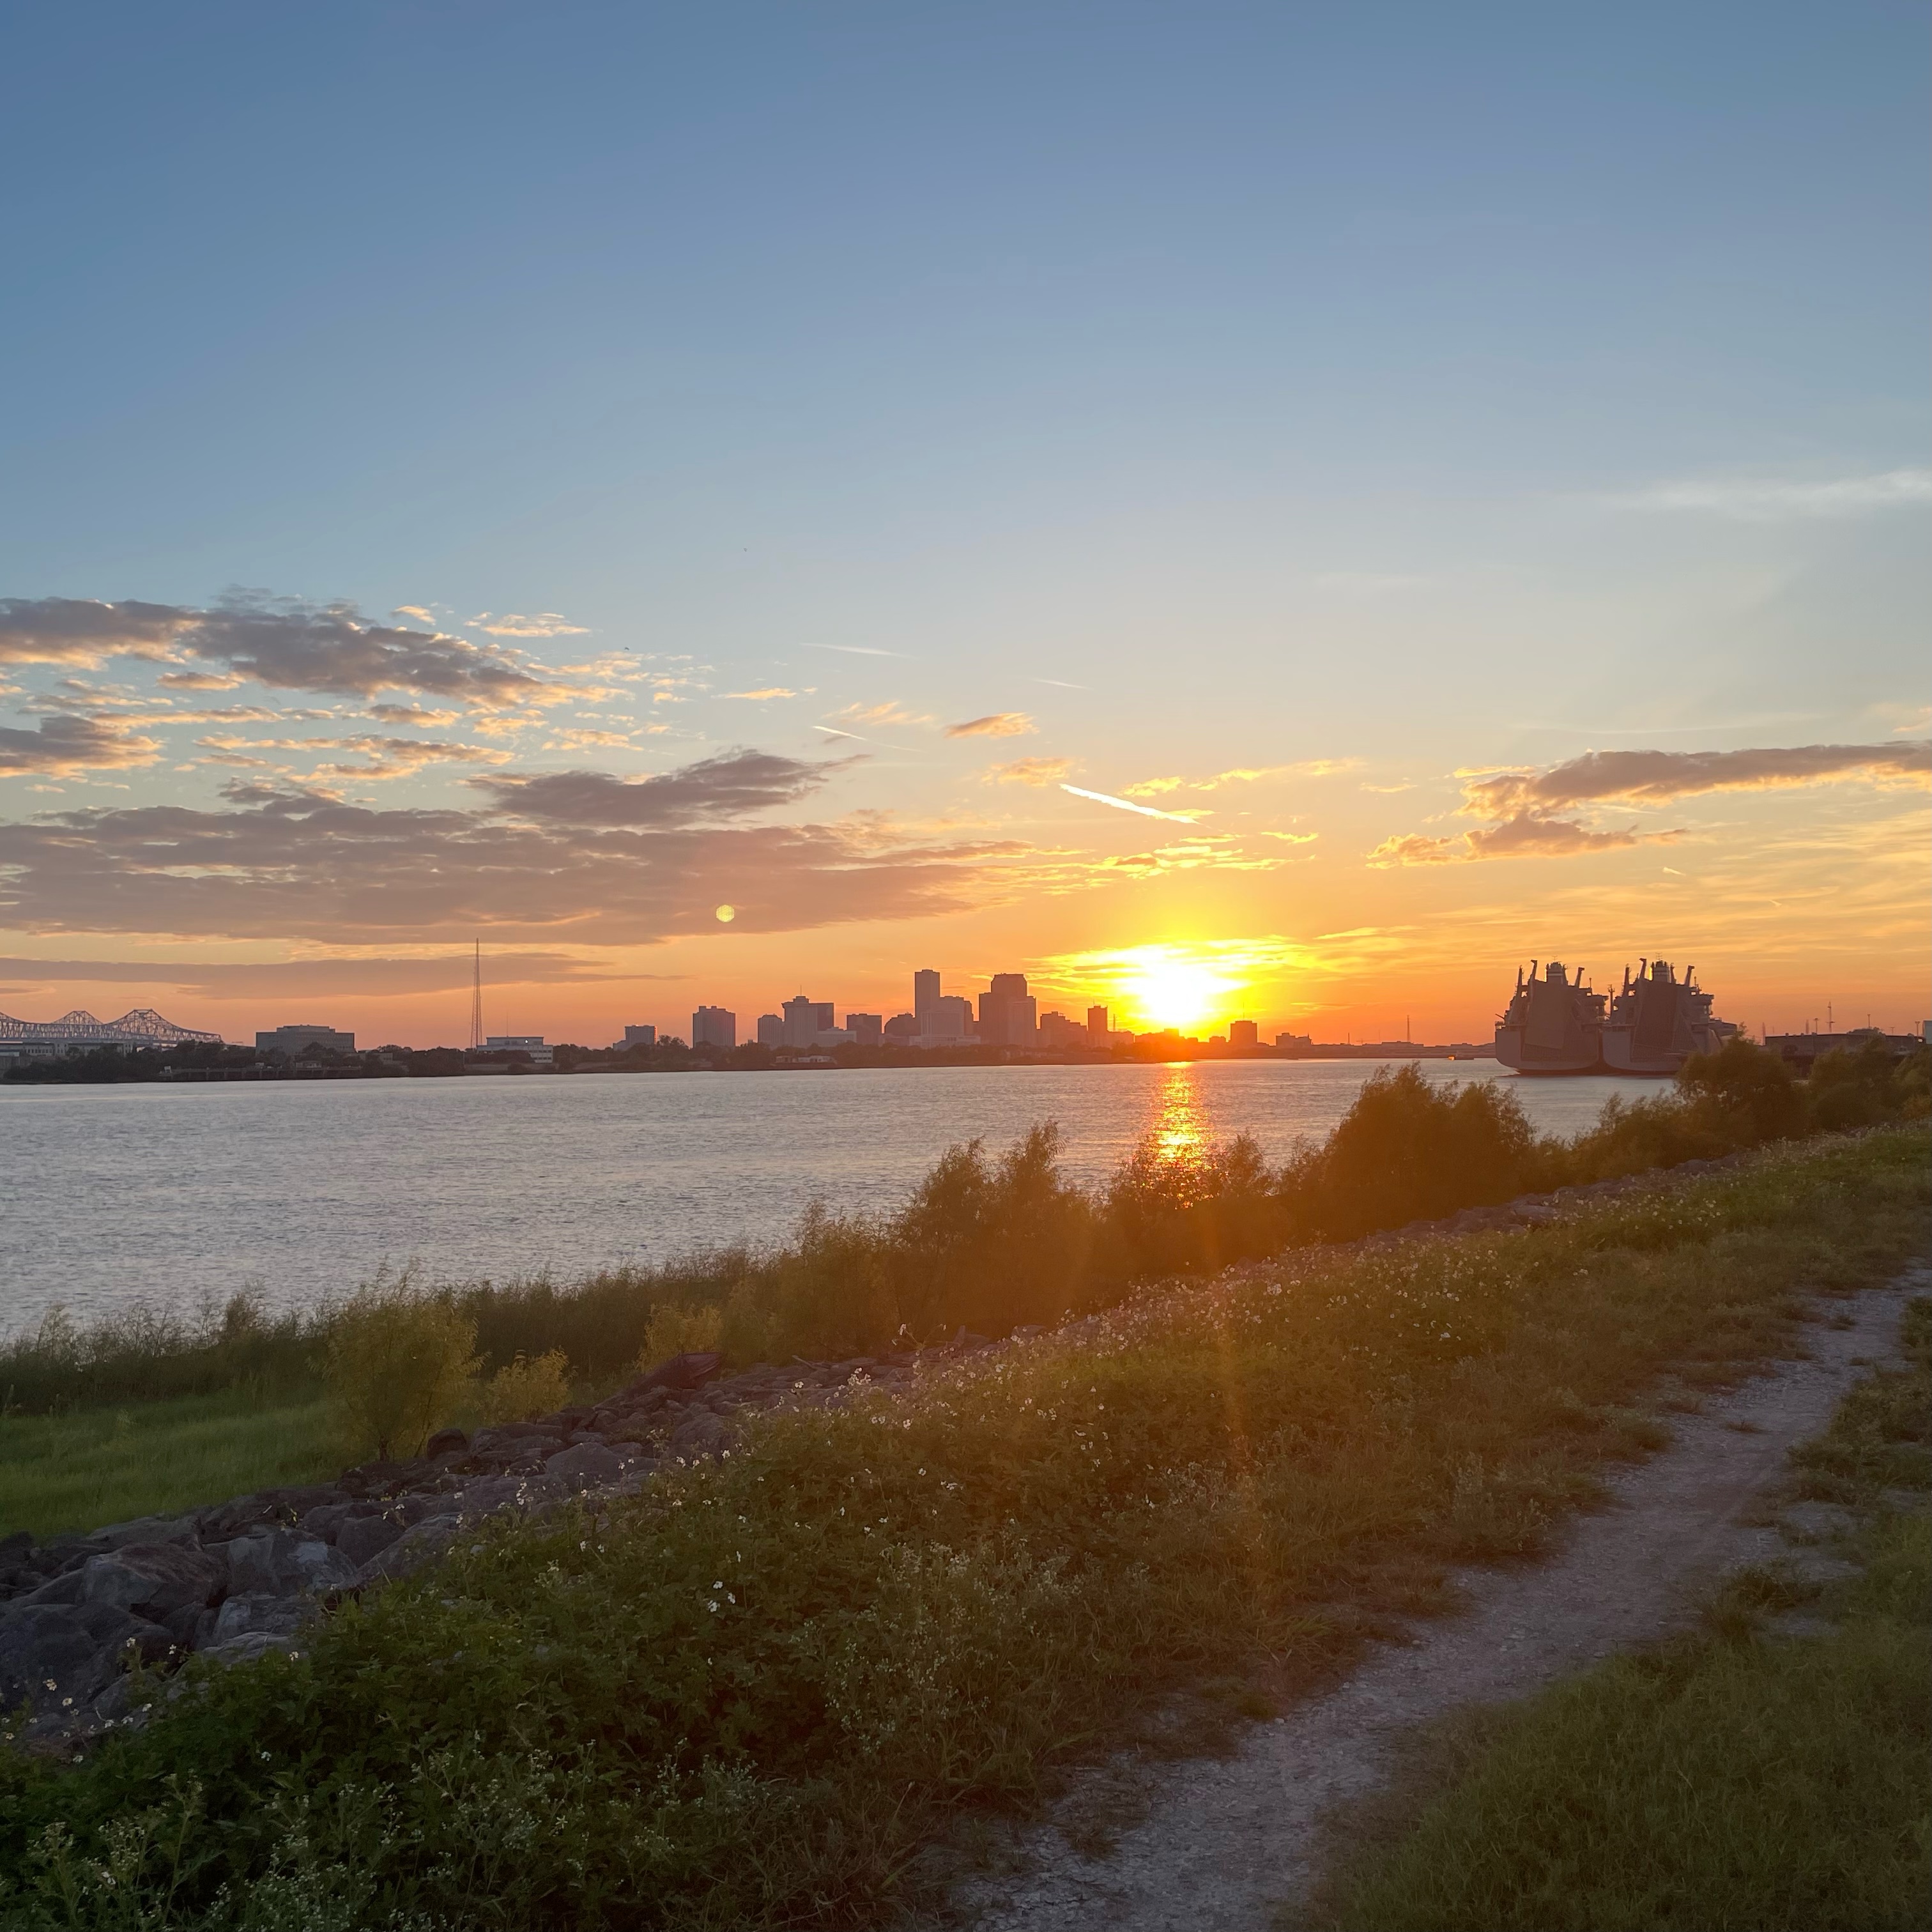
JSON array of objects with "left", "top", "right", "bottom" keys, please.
[
  {"left": 692, "top": 1006, "right": 737, "bottom": 1050},
  {"left": 977, "top": 972, "right": 1038, "bottom": 1046},
  {"left": 913, "top": 968, "right": 940, "bottom": 1033},
  {"left": 1087, "top": 1004, "right": 1109, "bottom": 1043}
]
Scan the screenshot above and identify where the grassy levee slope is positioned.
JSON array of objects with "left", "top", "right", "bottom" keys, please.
[
  {"left": 1, "top": 1131, "right": 1925, "bottom": 1929},
  {"left": 0, "top": 1392, "right": 340, "bottom": 1544},
  {"left": 1309, "top": 1296, "right": 1932, "bottom": 1932}
]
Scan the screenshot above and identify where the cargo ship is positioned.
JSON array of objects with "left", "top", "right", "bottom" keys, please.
[{"left": 1494, "top": 958, "right": 1738, "bottom": 1076}]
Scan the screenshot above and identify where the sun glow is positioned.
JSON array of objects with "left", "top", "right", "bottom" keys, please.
[{"left": 1113, "top": 946, "right": 1243, "bottom": 1032}]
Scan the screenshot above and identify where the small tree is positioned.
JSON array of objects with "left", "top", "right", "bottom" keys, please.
[
  {"left": 477, "top": 1349, "right": 572, "bottom": 1425},
  {"left": 325, "top": 1271, "right": 479, "bottom": 1461}
]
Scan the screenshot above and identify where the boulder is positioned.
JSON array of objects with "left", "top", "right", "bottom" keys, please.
[
  {"left": 0, "top": 1600, "right": 162, "bottom": 1712},
  {"left": 546, "top": 1442, "right": 626, "bottom": 1489},
  {"left": 333, "top": 1512, "right": 405, "bottom": 1568},
  {"left": 79, "top": 1541, "right": 224, "bottom": 1621},
  {"left": 209, "top": 1593, "right": 317, "bottom": 1645},
  {"left": 224, "top": 1531, "right": 358, "bottom": 1598},
  {"left": 356, "top": 1517, "right": 462, "bottom": 1586},
  {"left": 668, "top": 1411, "right": 730, "bottom": 1460},
  {"left": 623, "top": 1351, "right": 723, "bottom": 1400},
  {"left": 200, "top": 1629, "right": 300, "bottom": 1668},
  {"left": 82, "top": 1514, "right": 199, "bottom": 1553},
  {"left": 425, "top": 1427, "right": 470, "bottom": 1458}
]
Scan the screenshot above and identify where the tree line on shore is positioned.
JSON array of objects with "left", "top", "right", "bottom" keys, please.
[{"left": 3, "top": 1034, "right": 1924, "bottom": 1423}]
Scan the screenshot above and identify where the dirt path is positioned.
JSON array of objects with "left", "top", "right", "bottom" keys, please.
[{"left": 949, "top": 1262, "right": 1931, "bottom": 1931}]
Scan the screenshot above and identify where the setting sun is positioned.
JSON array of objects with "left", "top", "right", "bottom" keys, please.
[{"left": 1119, "top": 948, "right": 1241, "bottom": 1033}]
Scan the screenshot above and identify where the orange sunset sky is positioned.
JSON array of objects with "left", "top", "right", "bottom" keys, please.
[{"left": 2, "top": 8, "right": 1926, "bottom": 1048}]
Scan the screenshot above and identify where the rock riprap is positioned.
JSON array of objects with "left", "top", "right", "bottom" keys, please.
[
  {"left": 0, "top": 1152, "right": 1746, "bottom": 1751},
  {"left": 0, "top": 1344, "right": 923, "bottom": 1748}
]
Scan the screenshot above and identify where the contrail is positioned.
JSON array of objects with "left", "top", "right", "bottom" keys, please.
[{"left": 1059, "top": 783, "right": 1198, "bottom": 823}]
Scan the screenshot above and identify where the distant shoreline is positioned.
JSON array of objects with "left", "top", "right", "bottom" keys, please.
[{"left": 5, "top": 1044, "right": 1499, "bottom": 1086}]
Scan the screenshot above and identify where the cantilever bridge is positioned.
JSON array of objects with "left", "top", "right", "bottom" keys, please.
[{"left": 0, "top": 1007, "right": 224, "bottom": 1047}]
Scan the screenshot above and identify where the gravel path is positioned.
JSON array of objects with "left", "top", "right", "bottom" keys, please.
[{"left": 949, "top": 1261, "right": 1931, "bottom": 1931}]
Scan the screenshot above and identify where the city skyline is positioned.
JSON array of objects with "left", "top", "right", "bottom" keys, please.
[{"left": 1, "top": 6, "right": 1926, "bottom": 1046}]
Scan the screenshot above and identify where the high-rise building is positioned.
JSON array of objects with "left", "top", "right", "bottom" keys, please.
[
  {"left": 756, "top": 1013, "right": 784, "bottom": 1046},
  {"left": 845, "top": 1013, "right": 882, "bottom": 1043},
  {"left": 913, "top": 969, "right": 941, "bottom": 1034},
  {"left": 1086, "top": 1005, "right": 1109, "bottom": 1043},
  {"left": 692, "top": 1006, "right": 737, "bottom": 1050},
  {"left": 1038, "top": 1011, "right": 1084, "bottom": 1048},
  {"left": 781, "top": 995, "right": 820, "bottom": 1048},
  {"left": 1229, "top": 1020, "right": 1259, "bottom": 1049},
  {"left": 884, "top": 1012, "right": 918, "bottom": 1040},
  {"left": 922, "top": 994, "right": 974, "bottom": 1043},
  {"left": 621, "top": 1023, "right": 657, "bottom": 1048},
  {"left": 978, "top": 972, "right": 1038, "bottom": 1046}
]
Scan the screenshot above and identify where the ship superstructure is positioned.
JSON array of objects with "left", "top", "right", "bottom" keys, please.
[
  {"left": 1494, "top": 957, "right": 1736, "bottom": 1076},
  {"left": 1601, "top": 959, "right": 1737, "bottom": 1075},
  {"left": 1494, "top": 962, "right": 1607, "bottom": 1075}
]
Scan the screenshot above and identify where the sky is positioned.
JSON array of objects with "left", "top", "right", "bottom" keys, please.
[{"left": 1, "top": 1, "right": 1926, "bottom": 1047}]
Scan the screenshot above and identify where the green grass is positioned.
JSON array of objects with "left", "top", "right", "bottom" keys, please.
[
  {"left": 1305, "top": 1298, "right": 1932, "bottom": 1932},
  {"left": 0, "top": 1387, "right": 339, "bottom": 1542},
  {"left": 0, "top": 1131, "right": 1924, "bottom": 1929}
]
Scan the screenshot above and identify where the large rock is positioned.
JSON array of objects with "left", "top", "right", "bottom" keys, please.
[
  {"left": 334, "top": 1513, "right": 406, "bottom": 1568},
  {"left": 224, "top": 1531, "right": 358, "bottom": 1598},
  {"left": 209, "top": 1593, "right": 318, "bottom": 1645},
  {"left": 356, "top": 1517, "right": 463, "bottom": 1586},
  {"left": 80, "top": 1541, "right": 224, "bottom": 1620},
  {"left": 668, "top": 1411, "right": 730, "bottom": 1460},
  {"left": 0, "top": 1601, "right": 167, "bottom": 1712},
  {"left": 546, "top": 1442, "right": 627, "bottom": 1489}
]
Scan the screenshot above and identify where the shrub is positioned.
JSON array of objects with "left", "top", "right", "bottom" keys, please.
[
  {"left": 638, "top": 1303, "right": 724, "bottom": 1369},
  {"left": 887, "top": 1123, "right": 1094, "bottom": 1338},
  {"left": 323, "top": 1272, "right": 480, "bottom": 1461},
  {"left": 477, "top": 1350, "right": 572, "bottom": 1425},
  {"left": 1280, "top": 1064, "right": 1545, "bottom": 1240},
  {"left": 1678, "top": 1034, "right": 1807, "bottom": 1145}
]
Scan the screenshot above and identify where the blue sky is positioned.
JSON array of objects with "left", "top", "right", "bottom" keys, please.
[{"left": 1, "top": 2, "right": 1925, "bottom": 1041}]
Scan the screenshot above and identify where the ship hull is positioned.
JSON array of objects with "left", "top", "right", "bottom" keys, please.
[{"left": 1493, "top": 1026, "right": 1607, "bottom": 1075}]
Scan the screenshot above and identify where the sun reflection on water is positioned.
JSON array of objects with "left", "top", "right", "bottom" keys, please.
[{"left": 1151, "top": 1063, "right": 1207, "bottom": 1162}]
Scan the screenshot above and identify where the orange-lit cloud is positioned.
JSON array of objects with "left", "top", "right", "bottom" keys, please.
[
  {"left": 947, "top": 712, "right": 1035, "bottom": 738},
  {"left": 465, "top": 611, "right": 591, "bottom": 637},
  {"left": 1463, "top": 742, "right": 1929, "bottom": 813},
  {"left": 1122, "top": 759, "right": 1359, "bottom": 797},
  {"left": 988, "top": 756, "right": 1076, "bottom": 786},
  {"left": 0, "top": 714, "right": 162, "bottom": 776},
  {"left": 1371, "top": 741, "right": 1929, "bottom": 866},
  {"left": 722, "top": 687, "right": 799, "bottom": 701}
]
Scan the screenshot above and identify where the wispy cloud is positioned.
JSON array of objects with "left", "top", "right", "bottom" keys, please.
[
  {"left": 834, "top": 700, "right": 933, "bottom": 728},
  {"left": 1122, "top": 759, "right": 1357, "bottom": 797},
  {"left": 804, "top": 643, "right": 906, "bottom": 658},
  {"left": 1613, "top": 468, "right": 1932, "bottom": 519},
  {"left": 988, "top": 756, "right": 1076, "bottom": 786},
  {"left": 947, "top": 712, "right": 1035, "bottom": 739},
  {"left": 465, "top": 612, "right": 590, "bottom": 637},
  {"left": 721, "top": 687, "right": 798, "bottom": 701}
]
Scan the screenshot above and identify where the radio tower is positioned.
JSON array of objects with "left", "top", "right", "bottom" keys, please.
[{"left": 468, "top": 939, "right": 484, "bottom": 1050}]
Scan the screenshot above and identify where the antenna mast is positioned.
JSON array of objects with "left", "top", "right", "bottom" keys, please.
[{"left": 468, "top": 939, "right": 484, "bottom": 1050}]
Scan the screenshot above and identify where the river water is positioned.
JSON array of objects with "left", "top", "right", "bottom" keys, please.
[{"left": 1, "top": 1059, "right": 1635, "bottom": 1331}]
